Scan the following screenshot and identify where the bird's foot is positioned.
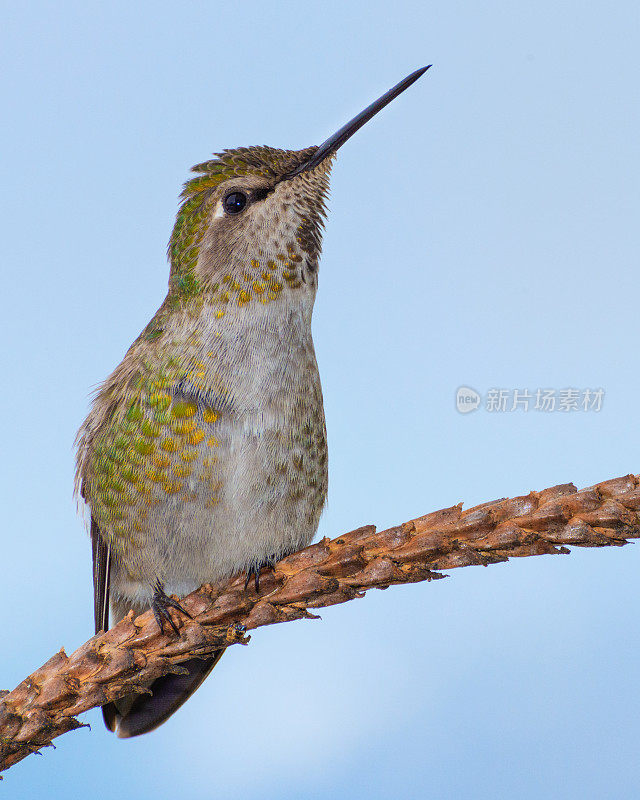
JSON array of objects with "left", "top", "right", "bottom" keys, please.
[
  {"left": 244, "top": 557, "right": 277, "bottom": 594},
  {"left": 152, "top": 580, "right": 192, "bottom": 635}
]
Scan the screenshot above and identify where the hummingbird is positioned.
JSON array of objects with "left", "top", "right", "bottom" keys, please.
[{"left": 75, "top": 65, "right": 430, "bottom": 737}]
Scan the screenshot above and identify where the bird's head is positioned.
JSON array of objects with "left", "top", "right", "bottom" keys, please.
[
  {"left": 165, "top": 66, "right": 431, "bottom": 313},
  {"left": 168, "top": 146, "right": 332, "bottom": 305}
]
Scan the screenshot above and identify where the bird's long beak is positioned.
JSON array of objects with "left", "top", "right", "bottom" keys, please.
[{"left": 288, "top": 65, "right": 431, "bottom": 178}]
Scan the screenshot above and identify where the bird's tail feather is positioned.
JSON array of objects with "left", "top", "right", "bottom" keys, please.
[{"left": 102, "top": 650, "right": 224, "bottom": 738}]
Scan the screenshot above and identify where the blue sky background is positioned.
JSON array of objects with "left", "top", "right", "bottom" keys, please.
[{"left": 2, "top": 1, "right": 639, "bottom": 797}]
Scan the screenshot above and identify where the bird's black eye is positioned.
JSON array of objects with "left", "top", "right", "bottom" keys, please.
[{"left": 223, "top": 191, "right": 247, "bottom": 215}]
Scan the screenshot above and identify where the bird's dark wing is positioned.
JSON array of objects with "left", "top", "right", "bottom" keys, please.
[
  {"left": 91, "top": 517, "right": 120, "bottom": 731},
  {"left": 91, "top": 517, "right": 111, "bottom": 635}
]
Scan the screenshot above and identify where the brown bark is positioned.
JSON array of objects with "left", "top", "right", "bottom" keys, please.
[{"left": 2, "top": 473, "right": 639, "bottom": 773}]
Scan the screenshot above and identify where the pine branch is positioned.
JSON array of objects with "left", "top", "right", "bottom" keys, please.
[{"left": 2, "top": 473, "right": 639, "bottom": 773}]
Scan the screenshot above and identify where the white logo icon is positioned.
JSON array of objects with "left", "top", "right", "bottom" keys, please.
[{"left": 456, "top": 386, "right": 481, "bottom": 414}]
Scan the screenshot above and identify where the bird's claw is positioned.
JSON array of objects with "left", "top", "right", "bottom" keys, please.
[
  {"left": 244, "top": 558, "right": 276, "bottom": 594},
  {"left": 152, "top": 580, "right": 192, "bottom": 635}
]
